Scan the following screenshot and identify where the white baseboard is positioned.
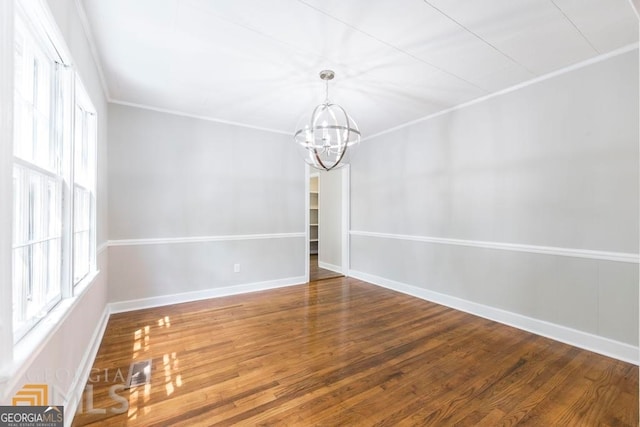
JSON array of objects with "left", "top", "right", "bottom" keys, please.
[
  {"left": 109, "top": 276, "right": 308, "bottom": 314},
  {"left": 64, "top": 306, "right": 110, "bottom": 427},
  {"left": 318, "top": 261, "right": 343, "bottom": 275},
  {"left": 349, "top": 270, "right": 639, "bottom": 365}
]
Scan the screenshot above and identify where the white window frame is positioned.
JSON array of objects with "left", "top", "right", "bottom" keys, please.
[
  {"left": 10, "top": 0, "right": 98, "bottom": 343},
  {"left": 0, "top": 0, "right": 16, "bottom": 374},
  {"left": 12, "top": 7, "right": 68, "bottom": 341}
]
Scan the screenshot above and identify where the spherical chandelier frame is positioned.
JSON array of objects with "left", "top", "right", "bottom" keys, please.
[{"left": 294, "top": 70, "right": 361, "bottom": 171}]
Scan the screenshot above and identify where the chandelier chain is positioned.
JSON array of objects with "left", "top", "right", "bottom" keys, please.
[{"left": 325, "top": 79, "right": 329, "bottom": 103}]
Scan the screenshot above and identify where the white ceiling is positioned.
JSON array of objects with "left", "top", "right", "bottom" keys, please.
[{"left": 80, "top": 0, "right": 638, "bottom": 137}]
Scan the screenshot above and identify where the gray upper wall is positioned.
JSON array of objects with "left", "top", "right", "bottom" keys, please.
[
  {"left": 108, "top": 104, "right": 305, "bottom": 240},
  {"left": 352, "top": 49, "right": 639, "bottom": 254}
]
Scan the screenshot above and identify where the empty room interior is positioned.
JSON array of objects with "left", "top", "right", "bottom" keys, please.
[{"left": 1, "top": 0, "right": 639, "bottom": 425}]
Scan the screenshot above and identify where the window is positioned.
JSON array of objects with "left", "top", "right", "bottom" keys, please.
[
  {"left": 12, "top": 4, "right": 97, "bottom": 341},
  {"left": 12, "top": 13, "right": 64, "bottom": 338}
]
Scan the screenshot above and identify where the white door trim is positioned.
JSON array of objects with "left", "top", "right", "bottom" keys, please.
[
  {"left": 304, "top": 165, "right": 310, "bottom": 283},
  {"left": 341, "top": 165, "right": 350, "bottom": 276},
  {"left": 305, "top": 165, "right": 350, "bottom": 280}
]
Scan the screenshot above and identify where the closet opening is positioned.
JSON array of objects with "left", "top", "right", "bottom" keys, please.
[{"left": 306, "top": 166, "right": 349, "bottom": 282}]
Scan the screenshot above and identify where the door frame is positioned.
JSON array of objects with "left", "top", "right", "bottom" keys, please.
[
  {"left": 341, "top": 165, "right": 350, "bottom": 276},
  {"left": 305, "top": 164, "right": 350, "bottom": 283}
]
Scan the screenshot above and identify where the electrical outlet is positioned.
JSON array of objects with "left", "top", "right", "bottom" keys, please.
[{"left": 234, "top": 263, "right": 240, "bottom": 273}]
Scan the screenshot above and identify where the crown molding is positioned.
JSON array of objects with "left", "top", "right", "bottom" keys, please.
[{"left": 109, "top": 99, "right": 291, "bottom": 136}]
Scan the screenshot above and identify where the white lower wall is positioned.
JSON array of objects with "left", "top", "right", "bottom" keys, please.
[
  {"left": 108, "top": 235, "right": 306, "bottom": 304},
  {"left": 351, "top": 235, "right": 638, "bottom": 357}
]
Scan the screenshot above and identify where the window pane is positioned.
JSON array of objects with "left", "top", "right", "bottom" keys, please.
[
  {"left": 28, "top": 173, "right": 41, "bottom": 240},
  {"left": 14, "top": 100, "right": 34, "bottom": 161},
  {"left": 14, "top": 17, "right": 33, "bottom": 102},
  {"left": 12, "top": 167, "right": 25, "bottom": 246},
  {"left": 73, "top": 186, "right": 91, "bottom": 283},
  {"left": 12, "top": 242, "right": 62, "bottom": 337},
  {"left": 73, "top": 231, "right": 90, "bottom": 283},
  {"left": 73, "top": 84, "right": 96, "bottom": 287},
  {"left": 12, "top": 169, "right": 63, "bottom": 338},
  {"left": 74, "top": 108, "right": 95, "bottom": 188},
  {"left": 34, "top": 112, "right": 50, "bottom": 168},
  {"left": 12, "top": 245, "right": 28, "bottom": 331},
  {"left": 74, "top": 106, "right": 84, "bottom": 183},
  {"left": 46, "top": 177, "right": 60, "bottom": 237},
  {"left": 14, "top": 25, "right": 25, "bottom": 95},
  {"left": 34, "top": 54, "right": 51, "bottom": 115},
  {"left": 14, "top": 15, "right": 56, "bottom": 173},
  {"left": 46, "top": 238, "right": 61, "bottom": 301}
]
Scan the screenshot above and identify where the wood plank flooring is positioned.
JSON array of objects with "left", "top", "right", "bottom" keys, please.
[
  {"left": 72, "top": 278, "right": 638, "bottom": 426},
  {"left": 309, "top": 254, "right": 343, "bottom": 282}
]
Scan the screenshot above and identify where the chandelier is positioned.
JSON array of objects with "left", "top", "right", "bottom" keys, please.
[{"left": 294, "top": 70, "right": 361, "bottom": 171}]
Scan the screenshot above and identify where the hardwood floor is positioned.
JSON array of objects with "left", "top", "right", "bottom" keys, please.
[
  {"left": 72, "top": 278, "right": 638, "bottom": 426},
  {"left": 309, "top": 254, "right": 343, "bottom": 282}
]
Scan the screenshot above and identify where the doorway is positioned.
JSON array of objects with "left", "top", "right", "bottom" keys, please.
[{"left": 306, "top": 166, "right": 349, "bottom": 282}]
